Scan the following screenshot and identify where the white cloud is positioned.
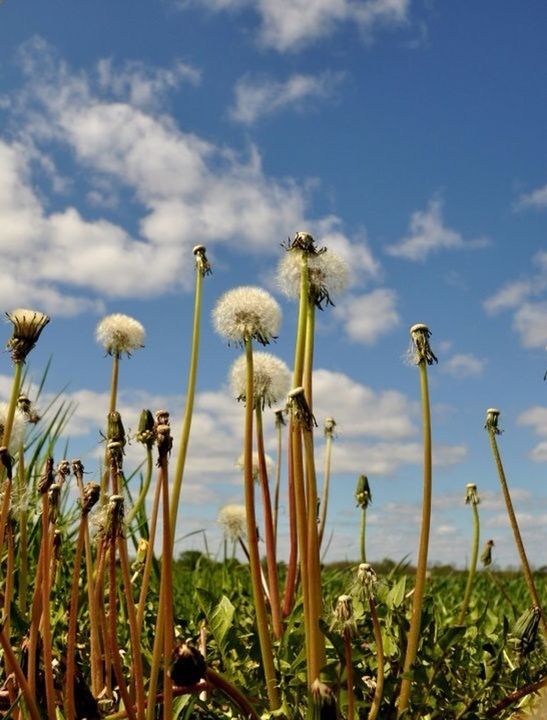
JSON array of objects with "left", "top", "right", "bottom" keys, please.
[
  {"left": 512, "top": 301, "right": 547, "bottom": 348},
  {"left": 517, "top": 406, "right": 547, "bottom": 461},
  {"left": 230, "top": 71, "right": 344, "bottom": 125},
  {"left": 442, "top": 353, "right": 486, "bottom": 378},
  {"left": 0, "top": 39, "right": 374, "bottom": 313},
  {"left": 182, "top": 0, "right": 410, "bottom": 52},
  {"left": 515, "top": 183, "right": 547, "bottom": 211},
  {"left": 334, "top": 288, "right": 400, "bottom": 343},
  {"left": 386, "top": 198, "right": 489, "bottom": 262}
]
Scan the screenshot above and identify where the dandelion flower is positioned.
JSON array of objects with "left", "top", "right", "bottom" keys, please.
[
  {"left": 277, "top": 248, "right": 348, "bottom": 308},
  {"left": 0, "top": 402, "right": 27, "bottom": 451},
  {"left": 236, "top": 451, "right": 273, "bottom": 480},
  {"left": 212, "top": 286, "right": 281, "bottom": 346},
  {"left": 217, "top": 504, "right": 247, "bottom": 541},
  {"left": 6, "top": 308, "right": 50, "bottom": 362},
  {"left": 230, "top": 352, "right": 291, "bottom": 408},
  {"left": 96, "top": 313, "right": 145, "bottom": 356}
]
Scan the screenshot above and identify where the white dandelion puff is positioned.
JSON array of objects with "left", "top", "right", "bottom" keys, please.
[
  {"left": 236, "top": 451, "right": 274, "bottom": 481},
  {"left": 0, "top": 402, "right": 27, "bottom": 452},
  {"left": 230, "top": 352, "right": 291, "bottom": 408},
  {"left": 218, "top": 504, "right": 247, "bottom": 541},
  {"left": 212, "top": 286, "right": 281, "bottom": 346},
  {"left": 96, "top": 313, "right": 145, "bottom": 356},
  {"left": 277, "top": 248, "right": 349, "bottom": 307}
]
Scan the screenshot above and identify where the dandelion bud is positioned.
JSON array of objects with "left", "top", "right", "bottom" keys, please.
[
  {"left": 355, "top": 475, "right": 372, "bottom": 509},
  {"left": 81, "top": 482, "right": 101, "bottom": 515},
  {"left": 324, "top": 417, "right": 336, "bottom": 438},
  {"left": 170, "top": 640, "right": 207, "bottom": 687},
  {"left": 481, "top": 539, "right": 494, "bottom": 567},
  {"left": 213, "top": 286, "right": 281, "bottom": 346},
  {"left": 218, "top": 504, "right": 247, "bottom": 541},
  {"left": 193, "top": 244, "right": 212, "bottom": 276},
  {"left": 409, "top": 323, "right": 437, "bottom": 366},
  {"left": 465, "top": 483, "right": 480, "bottom": 505},
  {"left": 287, "top": 386, "right": 316, "bottom": 430},
  {"left": 155, "top": 411, "right": 172, "bottom": 460},
  {"left": 331, "top": 594, "right": 356, "bottom": 637},
  {"left": 230, "top": 352, "right": 290, "bottom": 409},
  {"left": 6, "top": 308, "right": 49, "bottom": 362},
  {"left": 356, "top": 562, "right": 377, "bottom": 601},
  {"left": 136, "top": 409, "right": 155, "bottom": 448},
  {"left": 485, "top": 408, "right": 501, "bottom": 434},
  {"left": 310, "top": 679, "right": 337, "bottom": 720},
  {"left": 96, "top": 313, "right": 145, "bottom": 356},
  {"left": 72, "top": 459, "right": 84, "bottom": 482},
  {"left": 511, "top": 606, "right": 542, "bottom": 656},
  {"left": 56, "top": 460, "right": 71, "bottom": 485},
  {"left": 106, "top": 494, "right": 125, "bottom": 538},
  {"left": 38, "top": 457, "right": 55, "bottom": 495}
]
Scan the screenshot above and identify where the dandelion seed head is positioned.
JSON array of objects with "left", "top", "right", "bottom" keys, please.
[
  {"left": 217, "top": 504, "right": 247, "bottom": 540},
  {"left": 213, "top": 286, "right": 281, "bottom": 345},
  {"left": 229, "top": 352, "right": 291, "bottom": 408},
  {"left": 0, "top": 402, "right": 27, "bottom": 451},
  {"left": 236, "top": 451, "right": 274, "bottom": 481},
  {"left": 6, "top": 308, "right": 50, "bottom": 362},
  {"left": 96, "top": 313, "right": 145, "bottom": 356},
  {"left": 277, "top": 248, "right": 349, "bottom": 305}
]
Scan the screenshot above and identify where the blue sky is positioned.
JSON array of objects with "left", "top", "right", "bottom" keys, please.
[{"left": 1, "top": 0, "right": 546, "bottom": 567}]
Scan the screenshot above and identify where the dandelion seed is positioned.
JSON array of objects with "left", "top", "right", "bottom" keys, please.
[
  {"left": 6, "top": 308, "right": 50, "bottom": 362},
  {"left": 0, "top": 402, "right": 27, "bottom": 452},
  {"left": 217, "top": 504, "right": 247, "bottom": 541},
  {"left": 96, "top": 313, "right": 145, "bottom": 356},
  {"left": 230, "top": 352, "right": 290, "bottom": 408},
  {"left": 212, "top": 286, "right": 281, "bottom": 346},
  {"left": 236, "top": 451, "right": 273, "bottom": 481},
  {"left": 277, "top": 248, "right": 348, "bottom": 308}
]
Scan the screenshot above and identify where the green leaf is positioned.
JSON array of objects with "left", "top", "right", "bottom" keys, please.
[
  {"left": 386, "top": 576, "right": 406, "bottom": 609},
  {"left": 209, "top": 594, "right": 235, "bottom": 650}
]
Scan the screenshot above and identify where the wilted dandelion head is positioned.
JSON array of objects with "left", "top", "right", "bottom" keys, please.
[
  {"left": 481, "top": 538, "right": 494, "bottom": 567},
  {"left": 213, "top": 286, "right": 281, "bottom": 346},
  {"left": 465, "top": 483, "right": 480, "bottom": 505},
  {"left": 407, "top": 323, "right": 438, "bottom": 366},
  {"left": 277, "top": 248, "right": 348, "bottom": 308},
  {"left": 356, "top": 562, "right": 377, "bottom": 601},
  {"left": 6, "top": 308, "right": 50, "bottom": 362},
  {"left": 310, "top": 680, "right": 337, "bottom": 718},
  {"left": 236, "top": 451, "right": 273, "bottom": 481},
  {"left": 230, "top": 352, "right": 291, "bottom": 408},
  {"left": 485, "top": 407, "right": 501, "bottom": 434},
  {"left": 218, "top": 504, "right": 247, "bottom": 541},
  {"left": 96, "top": 313, "right": 145, "bottom": 356},
  {"left": 331, "top": 594, "right": 356, "bottom": 637},
  {"left": 0, "top": 402, "right": 27, "bottom": 451}
]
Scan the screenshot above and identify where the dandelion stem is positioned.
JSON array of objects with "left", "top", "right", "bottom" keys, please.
[
  {"left": 137, "top": 466, "right": 162, "bottom": 634},
  {"left": 486, "top": 425, "right": 547, "bottom": 634},
  {"left": 281, "top": 430, "right": 298, "bottom": 618},
  {"left": 397, "top": 358, "right": 433, "bottom": 716},
  {"left": 343, "top": 629, "right": 355, "bottom": 720},
  {"left": 273, "top": 415, "right": 283, "bottom": 546},
  {"left": 0, "top": 360, "right": 24, "bottom": 553},
  {"left": 368, "top": 598, "right": 384, "bottom": 720},
  {"left": 458, "top": 500, "right": 480, "bottom": 624},
  {"left": 360, "top": 507, "right": 367, "bottom": 564},
  {"left": 65, "top": 513, "right": 88, "bottom": 720},
  {"left": 318, "top": 428, "right": 334, "bottom": 548},
  {"left": 244, "top": 336, "right": 280, "bottom": 711},
  {"left": 0, "top": 626, "right": 41, "bottom": 720},
  {"left": 17, "top": 444, "right": 29, "bottom": 616}
]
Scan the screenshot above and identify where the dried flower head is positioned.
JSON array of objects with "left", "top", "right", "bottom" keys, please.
[
  {"left": 230, "top": 352, "right": 291, "bottom": 409},
  {"left": 511, "top": 606, "right": 542, "bottom": 656},
  {"left": 236, "top": 451, "right": 274, "bottom": 481},
  {"left": 481, "top": 539, "right": 494, "bottom": 567},
  {"left": 355, "top": 475, "right": 372, "bottom": 509},
  {"left": 217, "top": 504, "right": 247, "bottom": 541},
  {"left": 212, "top": 286, "right": 281, "bottom": 346},
  {"left": 193, "top": 244, "right": 212, "bottom": 277},
  {"left": 356, "top": 562, "right": 377, "bottom": 601},
  {"left": 324, "top": 417, "right": 336, "bottom": 438},
  {"left": 465, "top": 483, "right": 480, "bottom": 505},
  {"left": 277, "top": 247, "right": 348, "bottom": 309},
  {"left": 331, "top": 594, "right": 356, "bottom": 637},
  {"left": 310, "top": 679, "right": 337, "bottom": 720},
  {"left": 170, "top": 640, "right": 207, "bottom": 687},
  {"left": 96, "top": 313, "right": 145, "bottom": 356},
  {"left": 287, "top": 386, "right": 316, "bottom": 430},
  {"left": 408, "top": 323, "right": 438, "bottom": 366},
  {"left": 6, "top": 308, "right": 50, "bottom": 363},
  {"left": 485, "top": 407, "right": 501, "bottom": 434},
  {"left": 0, "top": 402, "right": 27, "bottom": 451}
]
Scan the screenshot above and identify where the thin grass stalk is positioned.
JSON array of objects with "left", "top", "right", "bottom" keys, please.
[
  {"left": 368, "top": 598, "right": 384, "bottom": 720},
  {"left": 65, "top": 513, "right": 88, "bottom": 720},
  {"left": 94, "top": 537, "right": 111, "bottom": 698},
  {"left": 3, "top": 521, "right": 15, "bottom": 635},
  {"left": 342, "top": 629, "right": 355, "bottom": 720},
  {"left": 0, "top": 626, "right": 41, "bottom": 720},
  {"left": 281, "top": 429, "right": 298, "bottom": 618},
  {"left": 17, "top": 444, "right": 29, "bottom": 615},
  {"left": 486, "top": 418, "right": 547, "bottom": 635},
  {"left": 317, "top": 424, "right": 334, "bottom": 548},
  {"left": 255, "top": 404, "right": 282, "bottom": 639},
  {"left": 458, "top": 496, "right": 480, "bottom": 624},
  {"left": 273, "top": 412, "right": 284, "bottom": 545},
  {"left": 137, "top": 469, "right": 162, "bottom": 634},
  {"left": 27, "top": 539, "right": 44, "bottom": 698},
  {"left": 397, "top": 350, "right": 433, "bottom": 716},
  {"left": 237, "top": 537, "right": 271, "bottom": 602},
  {"left": 244, "top": 337, "right": 280, "bottom": 711}
]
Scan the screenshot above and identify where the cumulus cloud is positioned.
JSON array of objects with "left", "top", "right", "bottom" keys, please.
[
  {"left": 386, "top": 198, "right": 489, "bottom": 262},
  {"left": 334, "top": 288, "right": 400, "bottom": 343},
  {"left": 230, "top": 71, "right": 344, "bottom": 125},
  {"left": 515, "top": 183, "right": 547, "bottom": 211},
  {"left": 180, "top": 0, "right": 410, "bottom": 52},
  {"left": 518, "top": 406, "right": 547, "bottom": 461},
  {"left": 442, "top": 353, "right": 486, "bottom": 378},
  {"left": 0, "top": 39, "right": 374, "bottom": 314}
]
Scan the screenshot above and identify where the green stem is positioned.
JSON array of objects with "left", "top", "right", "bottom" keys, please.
[
  {"left": 458, "top": 501, "right": 480, "bottom": 624},
  {"left": 487, "top": 428, "right": 547, "bottom": 634},
  {"left": 343, "top": 630, "right": 355, "bottom": 720},
  {"left": 317, "top": 431, "right": 333, "bottom": 549},
  {"left": 127, "top": 446, "right": 153, "bottom": 525},
  {"left": 397, "top": 360, "right": 432, "bottom": 717},
  {"left": 368, "top": 598, "right": 384, "bottom": 720},
  {"left": 244, "top": 337, "right": 280, "bottom": 711},
  {"left": 17, "top": 444, "right": 29, "bottom": 616},
  {"left": 360, "top": 508, "right": 367, "bottom": 564},
  {"left": 0, "top": 361, "right": 24, "bottom": 553},
  {"left": 65, "top": 515, "right": 88, "bottom": 720},
  {"left": 169, "top": 262, "right": 204, "bottom": 545},
  {"left": 273, "top": 419, "right": 283, "bottom": 546}
]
